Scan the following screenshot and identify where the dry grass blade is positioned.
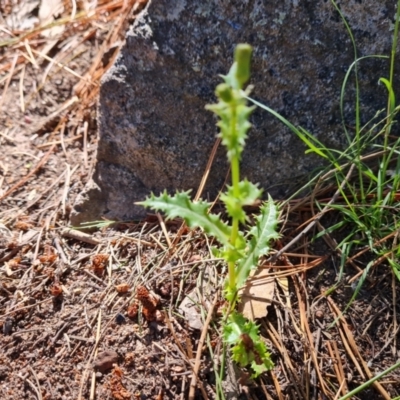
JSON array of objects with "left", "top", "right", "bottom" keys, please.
[
  {"left": 0, "top": 54, "right": 18, "bottom": 110},
  {"left": 327, "top": 340, "right": 348, "bottom": 397},
  {"left": 293, "top": 275, "right": 329, "bottom": 397},
  {"left": 332, "top": 340, "right": 348, "bottom": 395},
  {"left": 327, "top": 298, "right": 366, "bottom": 381},
  {"left": 268, "top": 371, "right": 284, "bottom": 400},
  {"left": 27, "top": 96, "right": 79, "bottom": 136},
  {"left": 89, "top": 310, "right": 102, "bottom": 400},
  {"left": 0, "top": 144, "right": 56, "bottom": 201},
  {"left": 164, "top": 315, "right": 209, "bottom": 399},
  {"left": 188, "top": 292, "right": 219, "bottom": 400},
  {"left": 263, "top": 319, "right": 306, "bottom": 398},
  {"left": 327, "top": 297, "right": 391, "bottom": 400},
  {"left": 270, "top": 164, "right": 355, "bottom": 263}
]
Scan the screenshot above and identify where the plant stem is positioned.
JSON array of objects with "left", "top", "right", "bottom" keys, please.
[{"left": 228, "top": 105, "right": 240, "bottom": 293}]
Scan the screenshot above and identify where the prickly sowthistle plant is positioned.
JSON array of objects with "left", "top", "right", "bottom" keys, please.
[{"left": 138, "top": 44, "right": 279, "bottom": 377}]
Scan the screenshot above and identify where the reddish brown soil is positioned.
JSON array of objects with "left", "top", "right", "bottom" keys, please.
[{"left": 1, "top": 2, "right": 400, "bottom": 400}]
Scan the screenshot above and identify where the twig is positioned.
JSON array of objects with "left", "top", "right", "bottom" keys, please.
[
  {"left": 0, "top": 54, "right": 17, "bottom": 111},
  {"left": 59, "top": 123, "right": 68, "bottom": 157},
  {"left": 293, "top": 275, "right": 328, "bottom": 397},
  {"left": 28, "top": 366, "right": 43, "bottom": 400},
  {"left": 264, "top": 319, "right": 306, "bottom": 399},
  {"left": 77, "top": 309, "right": 102, "bottom": 400},
  {"left": 25, "top": 378, "right": 42, "bottom": 400},
  {"left": 327, "top": 297, "right": 391, "bottom": 399},
  {"left": 0, "top": 298, "right": 52, "bottom": 321},
  {"left": 19, "top": 65, "right": 26, "bottom": 113},
  {"left": 27, "top": 96, "right": 78, "bottom": 136},
  {"left": 327, "top": 341, "right": 347, "bottom": 397},
  {"left": 332, "top": 340, "right": 348, "bottom": 395},
  {"left": 195, "top": 137, "right": 221, "bottom": 201},
  {"left": 0, "top": 144, "right": 56, "bottom": 201},
  {"left": 61, "top": 228, "right": 102, "bottom": 245},
  {"left": 82, "top": 121, "right": 88, "bottom": 169},
  {"left": 333, "top": 379, "right": 347, "bottom": 400},
  {"left": 61, "top": 163, "right": 79, "bottom": 217},
  {"left": 89, "top": 310, "right": 102, "bottom": 400},
  {"left": 36, "top": 134, "right": 83, "bottom": 148},
  {"left": 188, "top": 292, "right": 218, "bottom": 400},
  {"left": 31, "top": 48, "right": 90, "bottom": 83},
  {"left": 268, "top": 371, "right": 284, "bottom": 400},
  {"left": 157, "top": 213, "right": 172, "bottom": 248}
]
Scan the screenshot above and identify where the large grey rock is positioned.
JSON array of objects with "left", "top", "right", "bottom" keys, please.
[{"left": 71, "top": 0, "right": 397, "bottom": 225}]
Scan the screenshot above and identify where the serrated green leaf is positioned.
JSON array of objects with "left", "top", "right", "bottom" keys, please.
[
  {"left": 248, "top": 197, "right": 280, "bottom": 254},
  {"left": 137, "top": 191, "right": 231, "bottom": 247},
  {"left": 223, "top": 62, "right": 239, "bottom": 90},
  {"left": 222, "top": 246, "right": 245, "bottom": 263},
  {"left": 223, "top": 311, "right": 247, "bottom": 343},
  {"left": 221, "top": 180, "right": 262, "bottom": 222},
  {"left": 215, "top": 83, "right": 233, "bottom": 103},
  {"left": 236, "top": 197, "right": 279, "bottom": 288},
  {"left": 224, "top": 311, "right": 274, "bottom": 376},
  {"left": 232, "top": 341, "right": 252, "bottom": 366},
  {"left": 206, "top": 83, "right": 254, "bottom": 163},
  {"left": 220, "top": 195, "right": 245, "bottom": 224},
  {"left": 211, "top": 246, "right": 222, "bottom": 258},
  {"left": 221, "top": 104, "right": 255, "bottom": 162},
  {"left": 251, "top": 361, "right": 268, "bottom": 376}
]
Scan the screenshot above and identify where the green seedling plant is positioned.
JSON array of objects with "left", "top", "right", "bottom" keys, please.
[{"left": 138, "top": 44, "right": 279, "bottom": 377}]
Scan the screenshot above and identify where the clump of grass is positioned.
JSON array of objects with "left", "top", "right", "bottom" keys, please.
[
  {"left": 138, "top": 44, "right": 279, "bottom": 378},
  {"left": 247, "top": 0, "right": 400, "bottom": 300}
]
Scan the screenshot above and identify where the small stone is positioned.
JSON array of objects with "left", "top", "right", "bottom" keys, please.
[
  {"left": 93, "top": 350, "right": 119, "bottom": 373},
  {"left": 171, "top": 366, "right": 184, "bottom": 373},
  {"left": 115, "top": 313, "right": 126, "bottom": 324},
  {"left": 3, "top": 318, "right": 13, "bottom": 335},
  {"left": 0, "top": 365, "right": 10, "bottom": 379},
  {"left": 37, "top": 371, "right": 47, "bottom": 382},
  {"left": 179, "top": 290, "right": 203, "bottom": 330}
]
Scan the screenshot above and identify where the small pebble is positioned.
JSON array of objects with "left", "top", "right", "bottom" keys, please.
[
  {"left": 93, "top": 350, "right": 119, "bottom": 373},
  {"left": 3, "top": 318, "right": 13, "bottom": 335},
  {"left": 37, "top": 371, "right": 47, "bottom": 382},
  {"left": 115, "top": 313, "right": 126, "bottom": 324},
  {"left": 315, "top": 310, "right": 324, "bottom": 320}
]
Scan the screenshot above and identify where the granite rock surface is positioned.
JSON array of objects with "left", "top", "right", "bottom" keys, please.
[{"left": 71, "top": 0, "right": 398, "bottom": 225}]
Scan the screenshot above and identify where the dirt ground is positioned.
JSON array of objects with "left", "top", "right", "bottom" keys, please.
[{"left": 1, "top": 1, "right": 400, "bottom": 399}]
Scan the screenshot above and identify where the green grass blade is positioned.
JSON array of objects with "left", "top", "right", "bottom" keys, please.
[
  {"left": 379, "top": 77, "right": 396, "bottom": 114},
  {"left": 338, "top": 359, "right": 400, "bottom": 400}
]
